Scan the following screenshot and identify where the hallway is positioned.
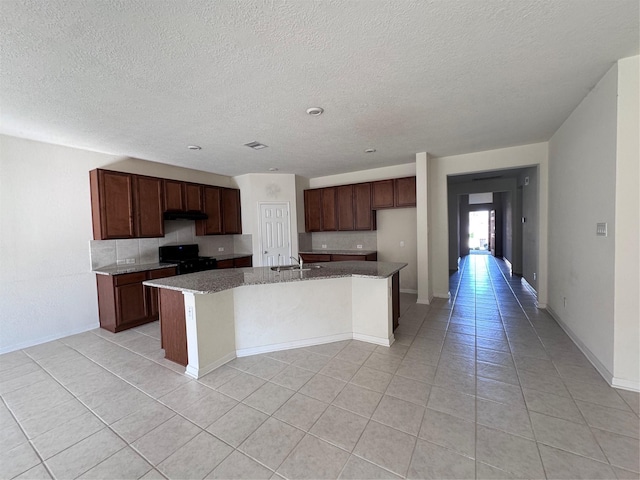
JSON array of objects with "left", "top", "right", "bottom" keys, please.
[
  {"left": 1, "top": 256, "right": 638, "bottom": 479},
  {"left": 442, "top": 254, "right": 639, "bottom": 478}
]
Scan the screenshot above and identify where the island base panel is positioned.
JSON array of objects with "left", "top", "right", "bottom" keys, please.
[{"left": 159, "top": 289, "right": 188, "bottom": 366}]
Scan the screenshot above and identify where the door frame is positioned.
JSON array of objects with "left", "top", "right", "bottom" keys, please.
[{"left": 257, "top": 201, "right": 292, "bottom": 267}]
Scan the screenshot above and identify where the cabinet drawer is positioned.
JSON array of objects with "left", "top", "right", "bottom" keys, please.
[
  {"left": 234, "top": 256, "right": 253, "bottom": 268},
  {"left": 300, "top": 253, "right": 331, "bottom": 263},
  {"left": 114, "top": 271, "right": 147, "bottom": 286},
  {"left": 217, "top": 259, "right": 234, "bottom": 269},
  {"left": 148, "top": 267, "right": 176, "bottom": 280}
]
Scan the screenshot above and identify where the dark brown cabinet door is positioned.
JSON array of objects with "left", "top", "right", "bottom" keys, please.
[
  {"left": 304, "top": 189, "right": 322, "bottom": 232},
  {"left": 354, "top": 183, "right": 375, "bottom": 230},
  {"left": 337, "top": 185, "right": 354, "bottom": 231},
  {"left": 372, "top": 179, "right": 395, "bottom": 209},
  {"left": 185, "top": 183, "right": 203, "bottom": 211},
  {"left": 395, "top": 177, "right": 416, "bottom": 207},
  {"left": 164, "top": 179, "right": 185, "bottom": 211},
  {"left": 234, "top": 256, "right": 253, "bottom": 268},
  {"left": 222, "top": 188, "right": 242, "bottom": 234},
  {"left": 196, "top": 186, "right": 223, "bottom": 235},
  {"left": 134, "top": 175, "right": 164, "bottom": 238},
  {"left": 321, "top": 187, "right": 337, "bottom": 231},
  {"left": 115, "top": 282, "right": 147, "bottom": 326},
  {"left": 90, "top": 170, "right": 135, "bottom": 239},
  {"left": 216, "top": 259, "right": 234, "bottom": 269}
]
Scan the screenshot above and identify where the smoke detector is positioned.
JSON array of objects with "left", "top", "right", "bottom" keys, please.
[{"left": 306, "top": 107, "right": 324, "bottom": 116}]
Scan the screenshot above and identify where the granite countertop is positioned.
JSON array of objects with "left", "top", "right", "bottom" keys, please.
[
  {"left": 299, "top": 249, "right": 376, "bottom": 255},
  {"left": 143, "top": 261, "right": 406, "bottom": 295},
  {"left": 93, "top": 262, "right": 177, "bottom": 276}
]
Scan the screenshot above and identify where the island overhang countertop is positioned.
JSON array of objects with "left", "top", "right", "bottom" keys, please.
[{"left": 143, "top": 261, "right": 407, "bottom": 294}]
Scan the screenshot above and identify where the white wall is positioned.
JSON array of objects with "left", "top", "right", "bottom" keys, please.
[
  {"left": 520, "top": 167, "right": 539, "bottom": 290},
  {"left": 613, "top": 56, "right": 639, "bottom": 390},
  {"left": 0, "top": 135, "right": 233, "bottom": 353},
  {"left": 376, "top": 209, "right": 418, "bottom": 292},
  {"left": 234, "top": 173, "right": 300, "bottom": 266},
  {"left": 548, "top": 64, "right": 618, "bottom": 380},
  {"left": 427, "top": 143, "right": 549, "bottom": 301}
]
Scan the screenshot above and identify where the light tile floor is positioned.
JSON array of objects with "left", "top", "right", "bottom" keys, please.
[{"left": 1, "top": 255, "right": 639, "bottom": 479}]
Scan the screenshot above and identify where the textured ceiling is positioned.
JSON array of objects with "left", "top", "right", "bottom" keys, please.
[{"left": 1, "top": 0, "right": 638, "bottom": 178}]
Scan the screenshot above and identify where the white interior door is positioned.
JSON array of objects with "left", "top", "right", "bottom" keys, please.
[{"left": 260, "top": 203, "right": 291, "bottom": 266}]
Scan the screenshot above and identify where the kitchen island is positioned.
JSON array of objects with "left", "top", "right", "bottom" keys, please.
[{"left": 144, "top": 261, "right": 406, "bottom": 379}]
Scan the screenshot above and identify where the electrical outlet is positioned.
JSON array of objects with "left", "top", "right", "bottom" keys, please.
[
  {"left": 218, "top": 247, "right": 224, "bottom": 252},
  {"left": 321, "top": 244, "right": 327, "bottom": 249},
  {"left": 356, "top": 244, "right": 363, "bottom": 249},
  {"left": 400, "top": 241, "right": 405, "bottom": 247},
  {"left": 533, "top": 273, "right": 536, "bottom": 281}
]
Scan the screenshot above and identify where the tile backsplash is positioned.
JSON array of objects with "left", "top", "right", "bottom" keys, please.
[
  {"left": 310, "top": 231, "right": 377, "bottom": 251},
  {"left": 89, "top": 220, "right": 252, "bottom": 269}
]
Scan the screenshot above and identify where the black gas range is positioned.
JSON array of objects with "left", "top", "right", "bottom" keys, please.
[{"left": 159, "top": 244, "right": 217, "bottom": 275}]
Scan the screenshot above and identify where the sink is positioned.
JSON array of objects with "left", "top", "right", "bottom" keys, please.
[{"left": 270, "top": 265, "right": 322, "bottom": 272}]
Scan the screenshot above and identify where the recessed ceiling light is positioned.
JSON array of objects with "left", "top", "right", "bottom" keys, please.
[
  {"left": 364, "top": 148, "right": 376, "bottom": 153},
  {"left": 187, "top": 145, "right": 202, "bottom": 150},
  {"left": 268, "top": 167, "right": 279, "bottom": 172},
  {"left": 244, "top": 141, "right": 268, "bottom": 150},
  {"left": 306, "top": 107, "right": 324, "bottom": 116}
]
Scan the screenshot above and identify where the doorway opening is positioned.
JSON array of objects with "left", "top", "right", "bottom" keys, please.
[{"left": 468, "top": 210, "right": 490, "bottom": 254}]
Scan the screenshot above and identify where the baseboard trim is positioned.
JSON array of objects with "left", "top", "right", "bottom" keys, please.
[
  {"left": 185, "top": 351, "right": 236, "bottom": 379},
  {"left": 0, "top": 322, "right": 100, "bottom": 355},
  {"left": 400, "top": 289, "right": 418, "bottom": 295},
  {"left": 545, "top": 305, "right": 615, "bottom": 386},
  {"left": 353, "top": 333, "right": 394, "bottom": 347},
  {"left": 611, "top": 377, "right": 640, "bottom": 393},
  {"left": 236, "top": 333, "right": 353, "bottom": 358}
]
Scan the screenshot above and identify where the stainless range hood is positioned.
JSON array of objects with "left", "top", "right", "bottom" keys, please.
[{"left": 163, "top": 211, "right": 209, "bottom": 221}]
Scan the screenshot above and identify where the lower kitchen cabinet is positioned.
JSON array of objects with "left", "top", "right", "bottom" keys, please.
[
  {"left": 217, "top": 255, "right": 253, "bottom": 269},
  {"left": 96, "top": 267, "right": 176, "bottom": 332}
]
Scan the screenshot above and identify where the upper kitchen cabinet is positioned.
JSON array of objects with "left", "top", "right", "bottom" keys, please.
[
  {"left": 304, "top": 189, "right": 322, "bottom": 232},
  {"left": 90, "top": 169, "right": 136, "bottom": 239},
  {"left": 354, "top": 183, "right": 375, "bottom": 230},
  {"left": 337, "top": 185, "right": 355, "bottom": 231},
  {"left": 164, "top": 179, "right": 185, "bottom": 212},
  {"left": 134, "top": 175, "right": 164, "bottom": 238},
  {"left": 185, "top": 183, "right": 203, "bottom": 211},
  {"left": 90, "top": 169, "right": 165, "bottom": 240},
  {"left": 371, "top": 179, "right": 395, "bottom": 209},
  {"left": 164, "top": 180, "right": 203, "bottom": 212},
  {"left": 196, "top": 186, "right": 222, "bottom": 235},
  {"left": 221, "top": 188, "right": 242, "bottom": 234},
  {"left": 395, "top": 176, "right": 416, "bottom": 207},
  {"left": 321, "top": 187, "right": 338, "bottom": 231},
  {"left": 371, "top": 176, "right": 417, "bottom": 209}
]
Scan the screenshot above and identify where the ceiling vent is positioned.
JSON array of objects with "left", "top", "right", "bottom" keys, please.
[{"left": 244, "top": 141, "right": 268, "bottom": 150}]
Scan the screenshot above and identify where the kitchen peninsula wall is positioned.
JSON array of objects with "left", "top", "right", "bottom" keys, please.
[{"left": 90, "top": 221, "right": 252, "bottom": 269}]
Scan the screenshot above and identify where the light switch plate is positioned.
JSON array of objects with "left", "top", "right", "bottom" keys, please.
[
  {"left": 356, "top": 245, "right": 363, "bottom": 249},
  {"left": 596, "top": 223, "right": 607, "bottom": 236}
]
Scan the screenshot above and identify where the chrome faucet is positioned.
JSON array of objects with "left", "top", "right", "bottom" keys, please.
[{"left": 290, "top": 255, "right": 304, "bottom": 270}]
